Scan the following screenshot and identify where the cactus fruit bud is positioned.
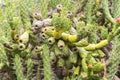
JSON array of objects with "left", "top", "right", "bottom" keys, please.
[
  {"left": 32, "top": 21, "right": 43, "bottom": 29},
  {"left": 41, "top": 33, "right": 48, "bottom": 39},
  {"left": 48, "top": 37, "right": 55, "bottom": 45},
  {"left": 67, "top": 11, "right": 73, "bottom": 19},
  {"left": 19, "top": 31, "right": 29, "bottom": 44},
  {"left": 14, "top": 34, "right": 19, "bottom": 41},
  {"left": 33, "top": 12, "right": 42, "bottom": 20},
  {"left": 19, "top": 43, "right": 26, "bottom": 50},
  {"left": 56, "top": 4, "right": 62, "bottom": 12},
  {"left": 55, "top": 45, "right": 62, "bottom": 57},
  {"left": 57, "top": 40, "right": 65, "bottom": 49},
  {"left": 50, "top": 52, "right": 56, "bottom": 64}
]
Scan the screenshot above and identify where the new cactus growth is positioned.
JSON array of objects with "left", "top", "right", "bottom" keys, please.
[
  {"left": 48, "top": 37, "right": 55, "bottom": 45},
  {"left": 57, "top": 40, "right": 65, "bottom": 49}
]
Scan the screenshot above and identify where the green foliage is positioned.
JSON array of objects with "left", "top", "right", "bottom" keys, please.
[
  {"left": 14, "top": 54, "right": 25, "bottom": 80},
  {"left": 43, "top": 44, "right": 53, "bottom": 80},
  {"left": 85, "top": 0, "right": 94, "bottom": 24},
  {"left": 25, "top": 0, "right": 34, "bottom": 15},
  {"left": 102, "top": 0, "right": 116, "bottom": 24},
  {"left": 107, "top": 38, "right": 120, "bottom": 80},
  {"left": 20, "top": 0, "right": 31, "bottom": 29},
  {"left": 0, "top": 6, "right": 5, "bottom": 23},
  {"left": 52, "top": 13, "right": 72, "bottom": 32},
  {"left": 87, "top": 24, "right": 98, "bottom": 43},
  {"left": 1, "top": 20, "right": 12, "bottom": 40},
  {"left": 40, "top": 0, "right": 48, "bottom": 18},
  {"left": 0, "top": 44, "right": 7, "bottom": 70},
  {"left": 107, "top": 0, "right": 120, "bottom": 79},
  {"left": 73, "top": 0, "right": 88, "bottom": 14},
  {"left": 48, "top": 0, "right": 74, "bottom": 10},
  {"left": 101, "top": 26, "right": 109, "bottom": 40},
  {"left": 27, "top": 58, "right": 33, "bottom": 80},
  {"left": 113, "top": 0, "right": 120, "bottom": 19},
  {"left": 48, "top": 0, "right": 61, "bottom": 9}
]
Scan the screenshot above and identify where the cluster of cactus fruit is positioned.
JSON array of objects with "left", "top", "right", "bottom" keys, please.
[{"left": 0, "top": 0, "right": 120, "bottom": 80}]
